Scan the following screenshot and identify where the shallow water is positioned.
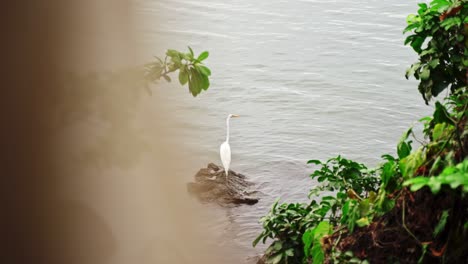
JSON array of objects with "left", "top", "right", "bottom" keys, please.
[{"left": 135, "top": 0, "right": 431, "bottom": 262}]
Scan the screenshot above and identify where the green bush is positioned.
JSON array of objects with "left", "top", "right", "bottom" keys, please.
[{"left": 254, "top": 0, "right": 468, "bottom": 262}]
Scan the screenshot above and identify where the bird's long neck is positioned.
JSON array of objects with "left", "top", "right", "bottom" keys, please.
[{"left": 225, "top": 117, "right": 230, "bottom": 143}]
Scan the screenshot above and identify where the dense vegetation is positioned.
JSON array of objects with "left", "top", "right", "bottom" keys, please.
[{"left": 254, "top": 1, "right": 468, "bottom": 263}]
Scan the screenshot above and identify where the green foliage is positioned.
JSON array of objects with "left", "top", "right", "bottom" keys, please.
[
  {"left": 255, "top": 2, "right": 468, "bottom": 262},
  {"left": 253, "top": 200, "right": 315, "bottom": 263},
  {"left": 329, "top": 250, "right": 369, "bottom": 264},
  {"left": 144, "top": 46, "right": 211, "bottom": 97},
  {"left": 340, "top": 198, "right": 374, "bottom": 233},
  {"left": 302, "top": 222, "right": 332, "bottom": 264},
  {"left": 307, "top": 156, "right": 379, "bottom": 197},
  {"left": 254, "top": 157, "right": 382, "bottom": 263},
  {"left": 404, "top": 159, "right": 468, "bottom": 193},
  {"left": 255, "top": 95, "right": 466, "bottom": 263},
  {"left": 400, "top": 148, "right": 426, "bottom": 179},
  {"left": 308, "top": 157, "right": 384, "bottom": 229},
  {"left": 397, "top": 127, "right": 414, "bottom": 160},
  {"left": 374, "top": 157, "right": 399, "bottom": 213},
  {"left": 404, "top": 0, "right": 468, "bottom": 103},
  {"left": 433, "top": 210, "right": 450, "bottom": 237}
]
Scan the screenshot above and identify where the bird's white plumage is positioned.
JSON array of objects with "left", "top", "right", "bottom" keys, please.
[
  {"left": 220, "top": 114, "right": 239, "bottom": 182},
  {"left": 220, "top": 141, "right": 231, "bottom": 176}
]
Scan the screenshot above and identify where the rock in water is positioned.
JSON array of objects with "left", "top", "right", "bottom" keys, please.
[{"left": 187, "top": 163, "right": 259, "bottom": 206}]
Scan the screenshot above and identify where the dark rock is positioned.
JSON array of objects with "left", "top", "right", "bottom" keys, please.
[{"left": 187, "top": 163, "right": 259, "bottom": 206}]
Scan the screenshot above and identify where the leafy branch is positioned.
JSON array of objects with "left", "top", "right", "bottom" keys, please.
[
  {"left": 404, "top": 0, "right": 468, "bottom": 104},
  {"left": 144, "top": 46, "right": 212, "bottom": 97}
]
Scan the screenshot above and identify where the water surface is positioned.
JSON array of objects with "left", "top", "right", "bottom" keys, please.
[{"left": 135, "top": 0, "right": 430, "bottom": 262}]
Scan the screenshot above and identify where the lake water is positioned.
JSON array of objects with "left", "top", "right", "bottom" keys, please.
[{"left": 134, "top": 0, "right": 431, "bottom": 262}]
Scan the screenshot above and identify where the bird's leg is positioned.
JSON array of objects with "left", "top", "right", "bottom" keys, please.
[{"left": 225, "top": 171, "right": 230, "bottom": 188}]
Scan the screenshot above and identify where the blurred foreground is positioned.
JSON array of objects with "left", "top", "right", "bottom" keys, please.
[{"left": 1, "top": 1, "right": 231, "bottom": 263}]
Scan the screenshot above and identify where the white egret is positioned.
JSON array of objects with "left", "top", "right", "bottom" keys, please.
[{"left": 220, "top": 114, "right": 239, "bottom": 184}]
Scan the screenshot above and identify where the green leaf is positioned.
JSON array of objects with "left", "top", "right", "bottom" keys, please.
[
  {"left": 381, "top": 154, "right": 396, "bottom": 161},
  {"left": 440, "top": 17, "right": 462, "bottom": 30},
  {"left": 358, "top": 199, "right": 371, "bottom": 216},
  {"left": 188, "top": 68, "right": 202, "bottom": 96},
  {"left": 430, "top": 0, "right": 450, "bottom": 12},
  {"left": 163, "top": 75, "right": 171, "bottom": 82},
  {"left": 302, "top": 229, "right": 314, "bottom": 258},
  {"left": 178, "top": 67, "right": 189, "bottom": 85},
  {"left": 403, "top": 177, "right": 430, "bottom": 191},
  {"left": 417, "top": 3, "right": 428, "bottom": 14},
  {"left": 188, "top": 46, "right": 194, "bottom": 57},
  {"left": 397, "top": 141, "right": 412, "bottom": 159},
  {"left": 273, "top": 241, "right": 283, "bottom": 251},
  {"left": 307, "top": 160, "right": 322, "bottom": 165},
  {"left": 356, "top": 217, "right": 370, "bottom": 227},
  {"left": 267, "top": 253, "right": 283, "bottom": 264},
  {"left": 181, "top": 53, "right": 192, "bottom": 61},
  {"left": 154, "top": 56, "right": 164, "bottom": 64},
  {"left": 420, "top": 67, "right": 430, "bottom": 80},
  {"left": 399, "top": 148, "right": 425, "bottom": 179},
  {"left": 404, "top": 35, "right": 415, "bottom": 45},
  {"left": 198, "top": 69, "right": 210, "bottom": 90},
  {"left": 404, "top": 160, "right": 468, "bottom": 193},
  {"left": 312, "top": 244, "right": 325, "bottom": 264},
  {"left": 419, "top": 116, "right": 432, "bottom": 123},
  {"left": 166, "top": 49, "right": 180, "bottom": 58},
  {"left": 313, "top": 221, "right": 331, "bottom": 240},
  {"left": 406, "top": 14, "right": 420, "bottom": 25},
  {"left": 397, "top": 127, "right": 413, "bottom": 159},
  {"left": 272, "top": 198, "right": 280, "bottom": 213},
  {"left": 303, "top": 221, "right": 331, "bottom": 263},
  {"left": 433, "top": 102, "right": 455, "bottom": 125},
  {"left": 433, "top": 210, "right": 449, "bottom": 237},
  {"left": 411, "top": 36, "right": 426, "bottom": 53},
  {"left": 462, "top": 58, "right": 468, "bottom": 67},
  {"left": 381, "top": 160, "right": 397, "bottom": 187},
  {"left": 404, "top": 22, "right": 420, "bottom": 34},
  {"left": 197, "top": 51, "right": 209, "bottom": 61},
  {"left": 432, "top": 123, "right": 454, "bottom": 141},
  {"left": 406, "top": 62, "right": 422, "bottom": 80},
  {"left": 428, "top": 58, "right": 440, "bottom": 69},
  {"left": 252, "top": 234, "right": 263, "bottom": 247},
  {"left": 197, "top": 65, "right": 212, "bottom": 76}
]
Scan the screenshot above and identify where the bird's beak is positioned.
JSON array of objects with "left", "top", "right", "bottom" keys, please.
[{"left": 232, "top": 114, "right": 240, "bottom": 118}]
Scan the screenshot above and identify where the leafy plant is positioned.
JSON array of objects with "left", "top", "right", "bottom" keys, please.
[
  {"left": 404, "top": 0, "right": 468, "bottom": 103},
  {"left": 254, "top": 156, "right": 381, "bottom": 263},
  {"left": 254, "top": 1, "right": 468, "bottom": 262},
  {"left": 329, "top": 250, "right": 370, "bottom": 264},
  {"left": 302, "top": 221, "right": 332, "bottom": 264},
  {"left": 253, "top": 200, "right": 316, "bottom": 263},
  {"left": 145, "top": 47, "right": 211, "bottom": 96},
  {"left": 308, "top": 156, "right": 379, "bottom": 198},
  {"left": 404, "top": 159, "right": 468, "bottom": 193}
]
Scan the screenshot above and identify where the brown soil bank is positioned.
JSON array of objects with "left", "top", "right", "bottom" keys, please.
[{"left": 326, "top": 187, "right": 468, "bottom": 263}]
